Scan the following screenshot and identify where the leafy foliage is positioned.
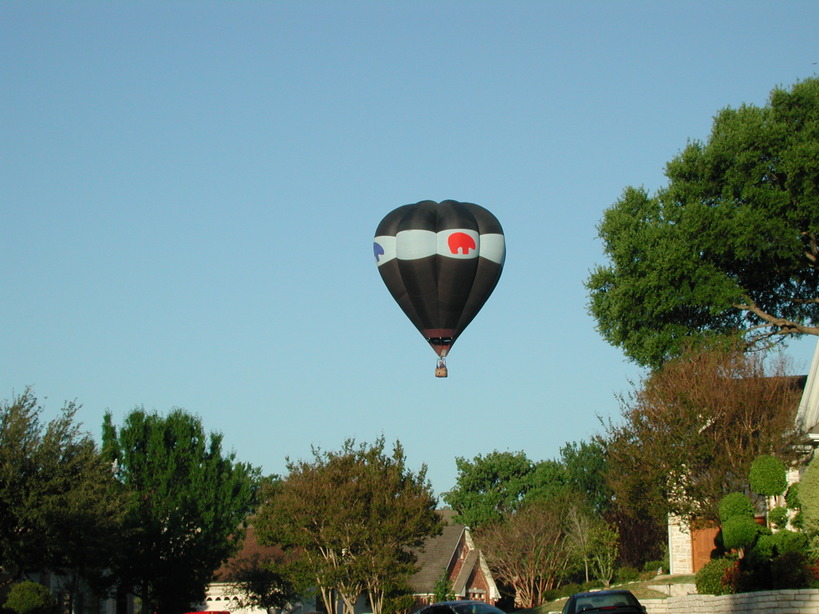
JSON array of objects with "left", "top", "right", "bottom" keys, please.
[
  {"left": 225, "top": 548, "right": 309, "bottom": 611},
  {"left": 721, "top": 516, "right": 759, "bottom": 552},
  {"left": 767, "top": 506, "right": 789, "bottom": 530},
  {"left": 102, "top": 408, "right": 260, "bottom": 614},
  {"left": 799, "top": 455, "right": 819, "bottom": 556},
  {"left": 254, "top": 438, "right": 441, "bottom": 614},
  {"left": 477, "top": 494, "right": 576, "bottom": 608},
  {"left": 444, "top": 443, "right": 612, "bottom": 530},
  {"left": 601, "top": 346, "right": 802, "bottom": 523},
  {"left": 695, "top": 557, "right": 738, "bottom": 595},
  {"left": 3, "top": 582, "right": 58, "bottom": 614},
  {"left": 443, "top": 451, "right": 541, "bottom": 528},
  {"left": 0, "top": 389, "right": 123, "bottom": 591},
  {"left": 719, "top": 493, "right": 754, "bottom": 523},
  {"left": 587, "top": 77, "right": 819, "bottom": 368},
  {"left": 749, "top": 455, "right": 788, "bottom": 497},
  {"left": 432, "top": 569, "right": 455, "bottom": 603}
]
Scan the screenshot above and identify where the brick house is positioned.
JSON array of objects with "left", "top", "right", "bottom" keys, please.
[{"left": 409, "top": 512, "right": 500, "bottom": 607}]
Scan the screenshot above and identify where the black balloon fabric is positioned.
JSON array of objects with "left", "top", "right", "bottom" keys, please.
[{"left": 373, "top": 200, "right": 505, "bottom": 357}]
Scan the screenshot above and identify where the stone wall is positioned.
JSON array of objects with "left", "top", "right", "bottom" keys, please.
[
  {"left": 667, "top": 515, "right": 692, "bottom": 575},
  {"left": 642, "top": 588, "right": 819, "bottom": 614}
]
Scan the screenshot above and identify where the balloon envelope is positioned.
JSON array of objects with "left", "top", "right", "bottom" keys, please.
[{"left": 373, "top": 200, "right": 505, "bottom": 357}]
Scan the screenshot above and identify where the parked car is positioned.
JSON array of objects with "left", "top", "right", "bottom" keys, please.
[
  {"left": 561, "top": 589, "right": 646, "bottom": 614},
  {"left": 417, "top": 600, "right": 506, "bottom": 614}
]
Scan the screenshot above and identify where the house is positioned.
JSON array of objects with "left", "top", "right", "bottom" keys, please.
[
  {"left": 200, "top": 513, "right": 500, "bottom": 614},
  {"left": 668, "top": 339, "right": 819, "bottom": 575},
  {"left": 409, "top": 511, "right": 500, "bottom": 608}
]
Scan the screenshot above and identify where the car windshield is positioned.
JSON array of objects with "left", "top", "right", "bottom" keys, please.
[{"left": 571, "top": 593, "right": 640, "bottom": 613}]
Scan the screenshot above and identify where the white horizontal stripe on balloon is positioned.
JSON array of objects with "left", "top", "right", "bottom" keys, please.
[
  {"left": 478, "top": 233, "right": 505, "bottom": 265},
  {"left": 374, "top": 229, "right": 505, "bottom": 263},
  {"left": 395, "top": 230, "right": 437, "bottom": 260},
  {"left": 373, "top": 235, "right": 396, "bottom": 267}
]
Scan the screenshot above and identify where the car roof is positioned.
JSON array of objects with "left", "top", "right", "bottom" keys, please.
[{"left": 569, "top": 589, "right": 637, "bottom": 600}]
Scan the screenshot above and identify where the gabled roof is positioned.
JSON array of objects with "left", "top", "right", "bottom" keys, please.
[
  {"left": 409, "top": 522, "right": 465, "bottom": 593},
  {"left": 451, "top": 549, "right": 479, "bottom": 595}
]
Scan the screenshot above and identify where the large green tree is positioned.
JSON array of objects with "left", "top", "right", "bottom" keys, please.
[
  {"left": 443, "top": 451, "right": 534, "bottom": 528},
  {"left": 587, "top": 77, "right": 819, "bottom": 368},
  {"left": 444, "top": 445, "right": 610, "bottom": 529},
  {"left": 254, "top": 438, "right": 441, "bottom": 614},
  {"left": 102, "top": 408, "right": 260, "bottom": 614},
  {"left": 0, "top": 388, "right": 122, "bottom": 599}
]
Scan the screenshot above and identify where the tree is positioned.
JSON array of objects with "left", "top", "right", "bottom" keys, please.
[
  {"left": 566, "top": 503, "right": 618, "bottom": 585},
  {"left": 799, "top": 455, "right": 819, "bottom": 557},
  {"left": 749, "top": 455, "right": 788, "bottom": 498},
  {"left": 102, "top": 408, "right": 260, "bottom": 614},
  {"left": 4, "top": 581, "right": 59, "bottom": 614},
  {"left": 443, "top": 451, "right": 571, "bottom": 529},
  {"left": 0, "top": 388, "right": 123, "bottom": 600},
  {"left": 443, "top": 451, "right": 536, "bottom": 528},
  {"left": 559, "top": 440, "right": 612, "bottom": 515},
  {"left": 254, "top": 438, "right": 442, "bottom": 614},
  {"left": 586, "top": 77, "right": 819, "bottom": 368},
  {"left": 432, "top": 569, "right": 455, "bottom": 602},
  {"left": 477, "top": 495, "right": 576, "bottom": 608},
  {"left": 601, "top": 346, "right": 803, "bottom": 524},
  {"left": 588, "top": 521, "right": 619, "bottom": 587},
  {"left": 224, "top": 550, "right": 308, "bottom": 611}
]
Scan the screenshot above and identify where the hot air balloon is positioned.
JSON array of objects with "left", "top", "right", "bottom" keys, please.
[{"left": 373, "top": 200, "right": 505, "bottom": 377}]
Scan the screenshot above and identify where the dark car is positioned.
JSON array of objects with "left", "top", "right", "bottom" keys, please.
[
  {"left": 417, "top": 600, "right": 505, "bottom": 614},
  {"left": 561, "top": 589, "right": 645, "bottom": 614}
]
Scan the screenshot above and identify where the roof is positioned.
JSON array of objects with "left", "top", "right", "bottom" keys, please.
[{"left": 409, "top": 521, "right": 465, "bottom": 593}]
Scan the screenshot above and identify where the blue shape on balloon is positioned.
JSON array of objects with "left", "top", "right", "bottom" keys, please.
[{"left": 373, "top": 242, "right": 385, "bottom": 262}]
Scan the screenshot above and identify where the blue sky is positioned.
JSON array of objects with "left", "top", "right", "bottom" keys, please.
[{"left": 2, "top": 1, "right": 818, "bottom": 496}]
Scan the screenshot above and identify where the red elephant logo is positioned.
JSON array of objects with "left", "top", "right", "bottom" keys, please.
[{"left": 448, "top": 232, "right": 476, "bottom": 255}]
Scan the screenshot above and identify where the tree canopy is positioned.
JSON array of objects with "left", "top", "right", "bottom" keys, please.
[
  {"left": 586, "top": 77, "right": 819, "bottom": 368},
  {"left": 254, "top": 438, "right": 442, "bottom": 614},
  {"left": 443, "top": 451, "right": 539, "bottom": 528},
  {"left": 600, "top": 346, "right": 803, "bottom": 524},
  {"left": 102, "top": 408, "right": 260, "bottom": 614},
  {"left": 0, "top": 389, "right": 122, "bottom": 592},
  {"left": 443, "top": 445, "right": 611, "bottom": 529}
]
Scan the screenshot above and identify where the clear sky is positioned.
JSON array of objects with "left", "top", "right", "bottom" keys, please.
[{"left": 2, "top": 1, "right": 818, "bottom": 497}]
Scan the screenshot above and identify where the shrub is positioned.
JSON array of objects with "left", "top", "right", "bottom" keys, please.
[
  {"left": 558, "top": 583, "right": 581, "bottom": 598},
  {"left": 786, "top": 482, "right": 801, "bottom": 509},
  {"left": 771, "top": 551, "right": 814, "bottom": 589},
  {"left": 800, "top": 457, "right": 819, "bottom": 535},
  {"left": 719, "top": 493, "right": 754, "bottom": 523},
  {"left": 580, "top": 579, "right": 603, "bottom": 592},
  {"left": 722, "top": 515, "right": 760, "bottom": 551},
  {"left": 540, "top": 589, "right": 559, "bottom": 603},
  {"left": 768, "top": 506, "right": 789, "bottom": 529},
  {"left": 749, "top": 455, "right": 787, "bottom": 497},
  {"left": 695, "top": 557, "right": 738, "bottom": 595},
  {"left": 642, "top": 559, "right": 666, "bottom": 574},
  {"left": 615, "top": 566, "right": 640, "bottom": 583},
  {"left": 3, "top": 582, "right": 58, "bottom": 614}
]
